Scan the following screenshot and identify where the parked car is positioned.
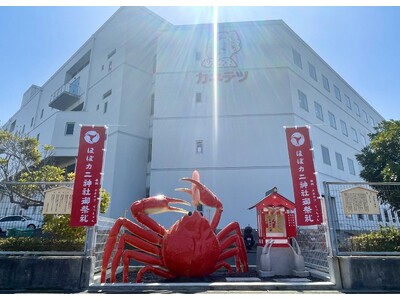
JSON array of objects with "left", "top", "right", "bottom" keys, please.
[{"left": 0, "top": 215, "right": 43, "bottom": 233}]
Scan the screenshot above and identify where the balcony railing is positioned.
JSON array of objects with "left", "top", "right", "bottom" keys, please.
[{"left": 49, "top": 83, "right": 81, "bottom": 111}]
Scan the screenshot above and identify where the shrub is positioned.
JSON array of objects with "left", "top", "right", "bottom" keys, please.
[
  {"left": 0, "top": 188, "right": 111, "bottom": 252},
  {"left": 349, "top": 226, "right": 400, "bottom": 252},
  {"left": 0, "top": 237, "right": 84, "bottom": 251}
]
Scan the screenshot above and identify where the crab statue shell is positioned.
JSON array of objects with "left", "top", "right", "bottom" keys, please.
[{"left": 100, "top": 170, "right": 248, "bottom": 283}]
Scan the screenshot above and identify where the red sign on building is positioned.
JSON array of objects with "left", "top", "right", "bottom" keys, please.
[
  {"left": 285, "top": 126, "right": 322, "bottom": 226},
  {"left": 70, "top": 126, "right": 106, "bottom": 227}
]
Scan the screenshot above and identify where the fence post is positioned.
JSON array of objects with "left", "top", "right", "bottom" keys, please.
[
  {"left": 319, "top": 192, "right": 333, "bottom": 257},
  {"left": 85, "top": 226, "right": 97, "bottom": 256},
  {"left": 323, "top": 181, "right": 339, "bottom": 256}
]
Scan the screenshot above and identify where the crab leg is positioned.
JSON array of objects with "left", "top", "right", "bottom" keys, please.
[
  {"left": 212, "top": 262, "right": 233, "bottom": 274},
  {"left": 100, "top": 217, "right": 162, "bottom": 283},
  {"left": 121, "top": 249, "right": 165, "bottom": 283},
  {"left": 110, "top": 233, "right": 163, "bottom": 283},
  {"left": 136, "top": 265, "right": 177, "bottom": 283},
  {"left": 217, "top": 221, "right": 249, "bottom": 273}
]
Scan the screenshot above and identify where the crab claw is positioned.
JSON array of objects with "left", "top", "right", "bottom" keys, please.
[
  {"left": 132, "top": 195, "right": 190, "bottom": 217},
  {"left": 175, "top": 170, "right": 201, "bottom": 207},
  {"left": 178, "top": 178, "right": 223, "bottom": 210}
]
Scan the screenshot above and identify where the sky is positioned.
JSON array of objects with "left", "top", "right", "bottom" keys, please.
[{"left": 1, "top": 4, "right": 400, "bottom": 125}]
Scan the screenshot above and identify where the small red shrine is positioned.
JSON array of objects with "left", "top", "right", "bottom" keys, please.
[{"left": 248, "top": 187, "right": 297, "bottom": 247}]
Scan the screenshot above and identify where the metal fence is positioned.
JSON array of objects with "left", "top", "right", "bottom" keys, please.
[
  {"left": 323, "top": 181, "right": 400, "bottom": 256},
  {"left": 93, "top": 216, "right": 118, "bottom": 273},
  {"left": 296, "top": 225, "right": 329, "bottom": 273},
  {"left": 0, "top": 181, "right": 83, "bottom": 253}
]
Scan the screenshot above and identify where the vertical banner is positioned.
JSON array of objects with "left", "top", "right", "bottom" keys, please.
[
  {"left": 285, "top": 126, "right": 322, "bottom": 226},
  {"left": 70, "top": 126, "right": 106, "bottom": 227}
]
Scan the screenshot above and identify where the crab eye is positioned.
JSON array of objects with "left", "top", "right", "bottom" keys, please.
[{"left": 188, "top": 211, "right": 192, "bottom": 216}]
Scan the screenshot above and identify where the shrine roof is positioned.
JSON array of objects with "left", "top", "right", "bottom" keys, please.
[{"left": 248, "top": 187, "right": 295, "bottom": 210}]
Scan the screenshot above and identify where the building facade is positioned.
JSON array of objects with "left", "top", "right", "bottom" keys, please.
[{"left": 1, "top": 7, "right": 384, "bottom": 229}]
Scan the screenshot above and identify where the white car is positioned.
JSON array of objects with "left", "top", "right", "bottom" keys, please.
[{"left": 0, "top": 215, "right": 43, "bottom": 233}]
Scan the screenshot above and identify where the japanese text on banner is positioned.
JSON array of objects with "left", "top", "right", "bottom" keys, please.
[
  {"left": 285, "top": 126, "right": 322, "bottom": 226},
  {"left": 70, "top": 126, "right": 106, "bottom": 227}
]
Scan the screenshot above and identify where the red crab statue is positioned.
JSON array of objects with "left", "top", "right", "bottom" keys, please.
[{"left": 100, "top": 170, "right": 248, "bottom": 283}]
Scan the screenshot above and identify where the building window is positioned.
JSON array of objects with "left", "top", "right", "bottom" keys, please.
[
  {"left": 96, "top": 104, "right": 99, "bottom": 111},
  {"left": 362, "top": 110, "right": 368, "bottom": 123},
  {"left": 347, "top": 158, "right": 356, "bottom": 175},
  {"left": 104, "top": 102, "right": 108, "bottom": 114},
  {"left": 340, "top": 120, "right": 348, "bottom": 136},
  {"left": 298, "top": 90, "right": 308, "bottom": 111},
  {"left": 292, "top": 48, "right": 302, "bottom": 69},
  {"left": 321, "top": 145, "right": 331, "bottom": 165},
  {"left": 103, "top": 90, "right": 112, "bottom": 99},
  {"left": 30, "top": 117, "right": 34, "bottom": 127},
  {"left": 36, "top": 133, "right": 40, "bottom": 141},
  {"left": 353, "top": 102, "right": 361, "bottom": 117},
  {"left": 40, "top": 108, "right": 44, "bottom": 119},
  {"left": 196, "top": 140, "right": 203, "bottom": 154},
  {"left": 334, "top": 85, "right": 341, "bottom": 101},
  {"left": 308, "top": 62, "right": 317, "bottom": 81},
  {"left": 65, "top": 122, "right": 75, "bottom": 135},
  {"left": 351, "top": 127, "right": 358, "bottom": 142},
  {"left": 108, "top": 61, "right": 112, "bottom": 72},
  {"left": 335, "top": 152, "right": 344, "bottom": 171},
  {"left": 314, "top": 101, "right": 324, "bottom": 121},
  {"left": 22, "top": 125, "right": 25, "bottom": 134},
  {"left": 328, "top": 111, "right": 337, "bottom": 129},
  {"left": 195, "top": 92, "right": 202, "bottom": 104},
  {"left": 322, "top": 74, "right": 330, "bottom": 92},
  {"left": 344, "top": 94, "right": 351, "bottom": 109}
]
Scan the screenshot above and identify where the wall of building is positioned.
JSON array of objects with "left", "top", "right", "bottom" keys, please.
[{"left": 1, "top": 8, "right": 386, "bottom": 230}]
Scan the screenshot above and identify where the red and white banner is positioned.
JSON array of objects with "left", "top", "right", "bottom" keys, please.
[
  {"left": 285, "top": 126, "right": 322, "bottom": 226},
  {"left": 70, "top": 126, "right": 106, "bottom": 227}
]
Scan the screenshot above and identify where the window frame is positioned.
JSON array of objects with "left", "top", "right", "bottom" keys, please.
[
  {"left": 322, "top": 74, "right": 330, "bottom": 92},
  {"left": 334, "top": 85, "right": 342, "bottom": 101},
  {"left": 298, "top": 90, "right": 308, "bottom": 112},
  {"left": 328, "top": 111, "right": 337, "bottom": 129},
  {"left": 292, "top": 48, "right": 302, "bottom": 69},
  {"left": 65, "top": 122, "right": 75, "bottom": 135},
  {"left": 347, "top": 158, "right": 356, "bottom": 175},
  {"left": 321, "top": 145, "right": 331, "bottom": 165},
  {"left": 314, "top": 101, "right": 324, "bottom": 121},
  {"left": 308, "top": 62, "right": 317, "bottom": 81},
  {"left": 340, "top": 120, "right": 348, "bottom": 136},
  {"left": 335, "top": 152, "right": 344, "bottom": 171}
]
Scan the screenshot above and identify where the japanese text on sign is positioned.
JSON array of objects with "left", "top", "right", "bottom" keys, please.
[
  {"left": 70, "top": 126, "right": 106, "bottom": 227},
  {"left": 195, "top": 70, "right": 249, "bottom": 84},
  {"left": 285, "top": 127, "right": 322, "bottom": 226}
]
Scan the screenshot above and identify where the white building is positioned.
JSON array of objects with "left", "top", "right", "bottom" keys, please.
[{"left": 1, "top": 7, "right": 384, "bottom": 229}]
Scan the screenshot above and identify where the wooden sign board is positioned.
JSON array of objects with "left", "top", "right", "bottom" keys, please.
[
  {"left": 341, "top": 186, "right": 380, "bottom": 215},
  {"left": 43, "top": 187, "right": 73, "bottom": 215}
]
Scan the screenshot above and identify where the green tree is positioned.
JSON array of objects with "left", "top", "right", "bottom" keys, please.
[
  {"left": 0, "top": 129, "right": 70, "bottom": 208},
  {"left": 355, "top": 119, "right": 400, "bottom": 210}
]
